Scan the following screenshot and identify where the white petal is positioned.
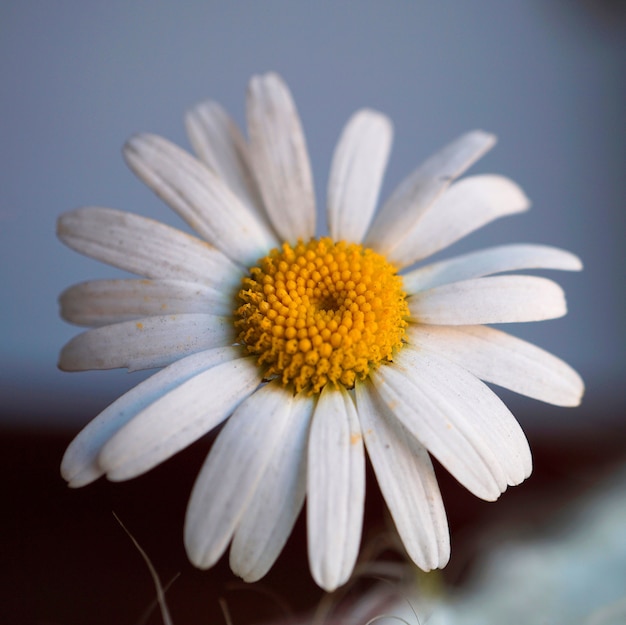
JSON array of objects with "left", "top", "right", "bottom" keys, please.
[
  {"left": 327, "top": 109, "right": 393, "bottom": 243},
  {"left": 59, "top": 314, "right": 234, "bottom": 372},
  {"left": 388, "top": 175, "right": 530, "bottom": 268},
  {"left": 184, "top": 383, "right": 294, "bottom": 569},
  {"left": 60, "top": 346, "right": 241, "bottom": 487},
  {"left": 185, "top": 100, "right": 268, "bottom": 226},
  {"left": 230, "top": 391, "right": 314, "bottom": 582},
  {"left": 408, "top": 324, "right": 584, "bottom": 407},
  {"left": 247, "top": 72, "right": 316, "bottom": 242},
  {"left": 99, "top": 354, "right": 261, "bottom": 481},
  {"left": 57, "top": 207, "right": 241, "bottom": 292},
  {"left": 60, "top": 278, "right": 233, "bottom": 327},
  {"left": 366, "top": 130, "right": 496, "bottom": 255},
  {"left": 124, "top": 133, "right": 277, "bottom": 264},
  {"left": 408, "top": 276, "right": 567, "bottom": 325},
  {"left": 372, "top": 348, "right": 532, "bottom": 500},
  {"left": 355, "top": 380, "right": 450, "bottom": 570},
  {"left": 307, "top": 385, "right": 365, "bottom": 591},
  {"left": 403, "top": 244, "right": 583, "bottom": 294}
]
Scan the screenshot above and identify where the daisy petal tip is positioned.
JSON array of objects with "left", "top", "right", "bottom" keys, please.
[
  {"left": 477, "top": 482, "right": 505, "bottom": 503},
  {"left": 252, "top": 70, "right": 283, "bottom": 84},
  {"left": 56, "top": 209, "right": 80, "bottom": 241},
  {"left": 184, "top": 100, "right": 228, "bottom": 139},
  {"left": 574, "top": 382, "right": 585, "bottom": 406},
  {"left": 55, "top": 213, "right": 66, "bottom": 236},
  {"left": 507, "top": 456, "right": 533, "bottom": 488},
  {"left": 562, "top": 378, "right": 585, "bottom": 407},
  {"left": 524, "top": 464, "right": 533, "bottom": 481},
  {"left": 183, "top": 526, "right": 204, "bottom": 564},
  {"left": 122, "top": 132, "right": 162, "bottom": 163},
  {"left": 248, "top": 71, "right": 286, "bottom": 98},
  {"left": 184, "top": 529, "right": 221, "bottom": 571},
  {"left": 184, "top": 98, "right": 213, "bottom": 120},
  {"left": 452, "top": 129, "right": 498, "bottom": 161},
  {"left": 66, "top": 472, "right": 100, "bottom": 489},
  {"left": 487, "top": 175, "right": 531, "bottom": 213},
  {"left": 473, "top": 129, "right": 498, "bottom": 147},
  {"left": 229, "top": 553, "right": 267, "bottom": 584},
  {"left": 104, "top": 467, "right": 135, "bottom": 483},
  {"left": 419, "top": 561, "right": 441, "bottom": 574},
  {"left": 514, "top": 185, "right": 531, "bottom": 212},
  {"left": 437, "top": 545, "right": 452, "bottom": 570},
  {"left": 412, "top": 548, "right": 450, "bottom": 574},
  {"left": 312, "top": 571, "right": 345, "bottom": 594},
  {"left": 97, "top": 442, "right": 137, "bottom": 483},
  {"left": 356, "top": 107, "right": 393, "bottom": 131},
  {"left": 122, "top": 132, "right": 145, "bottom": 154},
  {"left": 61, "top": 459, "right": 102, "bottom": 488},
  {"left": 569, "top": 253, "right": 584, "bottom": 272},
  {"left": 184, "top": 544, "right": 209, "bottom": 570},
  {"left": 57, "top": 345, "right": 78, "bottom": 372}
]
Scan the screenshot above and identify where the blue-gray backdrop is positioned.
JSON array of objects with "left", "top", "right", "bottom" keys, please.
[{"left": 1, "top": 1, "right": 624, "bottom": 430}]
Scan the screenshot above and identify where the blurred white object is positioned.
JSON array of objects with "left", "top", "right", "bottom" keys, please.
[{"left": 392, "top": 465, "right": 626, "bottom": 625}]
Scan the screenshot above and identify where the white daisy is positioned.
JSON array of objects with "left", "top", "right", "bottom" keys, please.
[{"left": 58, "top": 72, "right": 584, "bottom": 592}]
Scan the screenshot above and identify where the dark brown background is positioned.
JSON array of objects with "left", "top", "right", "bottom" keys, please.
[{"left": 3, "top": 405, "right": 624, "bottom": 625}]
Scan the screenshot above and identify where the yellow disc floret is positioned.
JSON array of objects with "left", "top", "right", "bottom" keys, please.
[{"left": 235, "top": 238, "right": 408, "bottom": 394}]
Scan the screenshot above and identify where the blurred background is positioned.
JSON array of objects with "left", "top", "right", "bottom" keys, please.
[{"left": 1, "top": 2, "right": 624, "bottom": 624}]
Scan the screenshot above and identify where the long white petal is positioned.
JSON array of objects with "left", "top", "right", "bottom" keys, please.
[
  {"left": 57, "top": 207, "right": 241, "bottom": 292},
  {"left": 388, "top": 175, "right": 530, "bottom": 268},
  {"left": 327, "top": 109, "right": 392, "bottom": 243},
  {"left": 60, "top": 346, "right": 241, "bottom": 487},
  {"left": 403, "top": 244, "right": 583, "bottom": 294},
  {"left": 99, "top": 354, "right": 261, "bottom": 481},
  {"left": 59, "top": 314, "right": 234, "bottom": 372},
  {"left": 408, "top": 324, "right": 584, "bottom": 407},
  {"left": 184, "top": 383, "right": 294, "bottom": 569},
  {"left": 366, "top": 130, "right": 496, "bottom": 255},
  {"left": 372, "top": 348, "right": 532, "bottom": 501},
  {"left": 247, "top": 72, "right": 316, "bottom": 242},
  {"left": 185, "top": 100, "right": 268, "bottom": 225},
  {"left": 355, "top": 380, "right": 450, "bottom": 570},
  {"left": 230, "top": 391, "right": 314, "bottom": 582},
  {"left": 124, "top": 133, "right": 277, "bottom": 264},
  {"left": 408, "top": 276, "right": 567, "bottom": 325},
  {"left": 60, "top": 278, "right": 233, "bottom": 327},
  {"left": 307, "top": 385, "right": 365, "bottom": 591}
]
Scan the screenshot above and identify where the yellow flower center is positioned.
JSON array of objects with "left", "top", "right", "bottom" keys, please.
[{"left": 235, "top": 238, "right": 408, "bottom": 394}]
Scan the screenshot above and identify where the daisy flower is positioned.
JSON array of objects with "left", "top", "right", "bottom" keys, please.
[{"left": 58, "top": 72, "right": 584, "bottom": 592}]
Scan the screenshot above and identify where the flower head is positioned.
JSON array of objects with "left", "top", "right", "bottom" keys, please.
[{"left": 58, "top": 72, "right": 584, "bottom": 591}]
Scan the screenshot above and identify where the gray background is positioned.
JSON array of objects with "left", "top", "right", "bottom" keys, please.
[{"left": 1, "top": 1, "right": 624, "bottom": 430}]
